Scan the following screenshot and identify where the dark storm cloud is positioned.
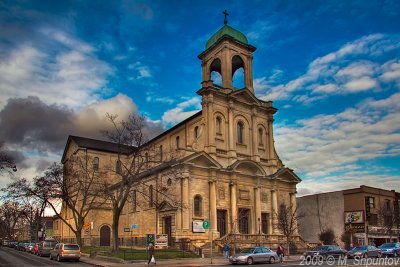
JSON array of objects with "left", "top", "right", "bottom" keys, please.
[
  {"left": 0, "top": 96, "right": 75, "bottom": 152},
  {"left": 0, "top": 96, "right": 165, "bottom": 156}
]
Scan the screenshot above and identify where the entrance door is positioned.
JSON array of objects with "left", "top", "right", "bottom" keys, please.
[
  {"left": 164, "top": 216, "right": 172, "bottom": 246},
  {"left": 100, "top": 225, "right": 111, "bottom": 246},
  {"left": 238, "top": 208, "right": 250, "bottom": 234},
  {"left": 217, "top": 210, "right": 227, "bottom": 237}
]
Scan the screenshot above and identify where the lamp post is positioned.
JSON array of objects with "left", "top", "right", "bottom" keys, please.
[{"left": 347, "top": 217, "right": 353, "bottom": 247}]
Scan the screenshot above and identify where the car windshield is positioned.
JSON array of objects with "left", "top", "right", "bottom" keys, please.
[
  {"left": 64, "top": 244, "right": 80, "bottom": 250},
  {"left": 353, "top": 246, "right": 367, "bottom": 251},
  {"left": 380, "top": 243, "right": 395, "bottom": 248},
  {"left": 315, "top": 246, "right": 330, "bottom": 251},
  {"left": 240, "top": 248, "right": 255, "bottom": 254},
  {"left": 44, "top": 241, "right": 57, "bottom": 248}
]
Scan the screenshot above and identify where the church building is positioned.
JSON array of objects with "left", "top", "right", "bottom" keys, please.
[{"left": 54, "top": 17, "right": 302, "bottom": 249}]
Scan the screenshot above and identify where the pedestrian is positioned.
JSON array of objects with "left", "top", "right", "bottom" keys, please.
[
  {"left": 223, "top": 242, "right": 230, "bottom": 259},
  {"left": 147, "top": 243, "right": 156, "bottom": 265},
  {"left": 277, "top": 244, "right": 284, "bottom": 263}
]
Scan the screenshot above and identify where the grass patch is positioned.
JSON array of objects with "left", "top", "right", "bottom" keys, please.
[{"left": 82, "top": 246, "right": 200, "bottom": 260}]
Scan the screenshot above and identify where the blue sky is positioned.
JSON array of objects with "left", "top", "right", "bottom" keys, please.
[{"left": 0, "top": 0, "right": 399, "bottom": 195}]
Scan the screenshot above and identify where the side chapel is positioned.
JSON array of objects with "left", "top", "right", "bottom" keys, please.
[{"left": 55, "top": 17, "right": 302, "bottom": 248}]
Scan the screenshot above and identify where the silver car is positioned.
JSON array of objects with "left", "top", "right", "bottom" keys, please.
[
  {"left": 347, "top": 245, "right": 381, "bottom": 258},
  {"left": 229, "top": 246, "right": 278, "bottom": 265}
]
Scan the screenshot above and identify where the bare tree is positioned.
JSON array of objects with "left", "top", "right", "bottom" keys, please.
[
  {"left": 275, "top": 203, "right": 303, "bottom": 256},
  {"left": 377, "top": 201, "right": 400, "bottom": 242},
  {"left": 100, "top": 113, "right": 180, "bottom": 251},
  {"left": 2, "top": 160, "right": 105, "bottom": 247},
  {"left": 0, "top": 201, "right": 24, "bottom": 240}
]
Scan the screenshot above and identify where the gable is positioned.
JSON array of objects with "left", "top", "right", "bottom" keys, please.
[
  {"left": 270, "top": 168, "right": 302, "bottom": 183},
  {"left": 230, "top": 89, "right": 260, "bottom": 105},
  {"left": 181, "top": 152, "right": 222, "bottom": 169},
  {"left": 228, "top": 160, "right": 266, "bottom": 176}
]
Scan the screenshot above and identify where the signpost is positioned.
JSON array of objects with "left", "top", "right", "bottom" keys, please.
[
  {"left": 203, "top": 220, "right": 210, "bottom": 230},
  {"left": 155, "top": 234, "right": 168, "bottom": 248}
]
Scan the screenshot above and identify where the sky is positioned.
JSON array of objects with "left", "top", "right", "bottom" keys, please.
[{"left": 0, "top": 0, "right": 399, "bottom": 196}]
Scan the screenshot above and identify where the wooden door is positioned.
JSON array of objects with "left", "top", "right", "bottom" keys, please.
[
  {"left": 100, "top": 225, "right": 111, "bottom": 246},
  {"left": 217, "top": 210, "right": 227, "bottom": 237},
  {"left": 164, "top": 216, "right": 172, "bottom": 246}
]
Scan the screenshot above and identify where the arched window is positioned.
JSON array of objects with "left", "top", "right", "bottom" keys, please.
[
  {"left": 237, "top": 121, "right": 244, "bottom": 144},
  {"left": 258, "top": 128, "right": 264, "bottom": 146},
  {"left": 93, "top": 157, "right": 99, "bottom": 171},
  {"left": 210, "top": 58, "right": 222, "bottom": 87},
  {"left": 176, "top": 136, "right": 180, "bottom": 149},
  {"left": 232, "top": 55, "right": 245, "bottom": 89},
  {"left": 159, "top": 145, "right": 163, "bottom": 161},
  {"left": 194, "top": 195, "right": 202, "bottom": 217},
  {"left": 116, "top": 160, "right": 122, "bottom": 174},
  {"left": 216, "top": 117, "right": 222, "bottom": 134},
  {"left": 194, "top": 126, "right": 200, "bottom": 138},
  {"left": 149, "top": 185, "right": 153, "bottom": 207}
]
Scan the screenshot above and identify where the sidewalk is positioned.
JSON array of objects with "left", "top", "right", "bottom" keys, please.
[
  {"left": 80, "top": 254, "right": 229, "bottom": 267},
  {"left": 80, "top": 254, "right": 303, "bottom": 267}
]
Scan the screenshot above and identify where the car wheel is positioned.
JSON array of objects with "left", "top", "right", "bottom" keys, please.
[
  {"left": 363, "top": 253, "right": 368, "bottom": 258},
  {"left": 57, "top": 254, "right": 61, "bottom": 262},
  {"left": 269, "top": 256, "right": 276, "bottom": 264},
  {"left": 247, "top": 257, "right": 254, "bottom": 265}
]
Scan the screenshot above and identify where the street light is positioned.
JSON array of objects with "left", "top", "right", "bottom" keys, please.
[{"left": 347, "top": 217, "right": 353, "bottom": 247}]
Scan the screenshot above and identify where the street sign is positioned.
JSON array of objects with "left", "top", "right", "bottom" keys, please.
[
  {"left": 155, "top": 234, "right": 168, "bottom": 248},
  {"left": 203, "top": 220, "right": 210, "bottom": 230},
  {"left": 146, "top": 234, "right": 155, "bottom": 246},
  {"left": 131, "top": 224, "right": 137, "bottom": 229},
  {"left": 124, "top": 228, "right": 131, "bottom": 232}
]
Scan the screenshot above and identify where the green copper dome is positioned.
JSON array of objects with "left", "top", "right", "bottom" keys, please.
[{"left": 205, "top": 24, "right": 248, "bottom": 50}]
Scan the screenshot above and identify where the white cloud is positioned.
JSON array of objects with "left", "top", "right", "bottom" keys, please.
[
  {"left": 257, "top": 34, "right": 400, "bottom": 103},
  {"left": 275, "top": 92, "right": 400, "bottom": 193},
  {"left": 0, "top": 30, "right": 113, "bottom": 110},
  {"left": 128, "top": 61, "right": 153, "bottom": 80},
  {"left": 161, "top": 97, "right": 201, "bottom": 127}
]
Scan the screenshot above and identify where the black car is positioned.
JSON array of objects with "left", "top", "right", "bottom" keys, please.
[{"left": 304, "top": 245, "right": 347, "bottom": 259}]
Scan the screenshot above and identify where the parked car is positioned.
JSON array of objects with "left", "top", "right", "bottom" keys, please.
[
  {"left": 379, "top": 243, "right": 400, "bottom": 257},
  {"left": 37, "top": 239, "right": 57, "bottom": 257},
  {"left": 16, "top": 242, "right": 27, "bottom": 251},
  {"left": 49, "top": 243, "right": 80, "bottom": 262},
  {"left": 8, "top": 241, "right": 18, "bottom": 248},
  {"left": 347, "top": 246, "right": 381, "bottom": 258},
  {"left": 26, "top": 242, "right": 36, "bottom": 253},
  {"left": 229, "top": 246, "right": 278, "bottom": 265},
  {"left": 304, "top": 245, "right": 347, "bottom": 259}
]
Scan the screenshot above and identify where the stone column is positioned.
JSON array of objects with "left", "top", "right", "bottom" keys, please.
[
  {"left": 227, "top": 100, "right": 236, "bottom": 163},
  {"left": 207, "top": 94, "right": 216, "bottom": 155},
  {"left": 209, "top": 179, "right": 217, "bottom": 232},
  {"left": 251, "top": 107, "right": 260, "bottom": 162},
  {"left": 222, "top": 47, "right": 232, "bottom": 89},
  {"left": 268, "top": 116, "right": 275, "bottom": 162},
  {"left": 254, "top": 186, "right": 261, "bottom": 234},
  {"left": 181, "top": 168, "right": 190, "bottom": 230},
  {"left": 271, "top": 189, "right": 279, "bottom": 234},
  {"left": 230, "top": 180, "right": 237, "bottom": 233},
  {"left": 290, "top": 192, "right": 298, "bottom": 235},
  {"left": 245, "top": 56, "right": 254, "bottom": 93}
]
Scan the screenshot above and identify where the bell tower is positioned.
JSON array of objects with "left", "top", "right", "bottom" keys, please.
[{"left": 198, "top": 11, "right": 256, "bottom": 93}]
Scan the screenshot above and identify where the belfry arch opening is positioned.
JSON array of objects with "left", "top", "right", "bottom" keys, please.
[
  {"left": 210, "top": 58, "right": 222, "bottom": 87},
  {"left": 232, "top": 55, "right": 245, "bottom": 89}
]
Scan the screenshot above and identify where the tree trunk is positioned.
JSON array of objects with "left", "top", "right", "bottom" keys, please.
[
  {"left": 286, "top": 236, "right": 290, "bottom": 257},
  {"left": 112, "top": 209, "right": 121, "bottom": 252},
  {"left": 75, "top": 229, "right": 83, "bottom": 247}
]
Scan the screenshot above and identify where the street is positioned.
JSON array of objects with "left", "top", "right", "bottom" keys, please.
[{"left": 0, "top": 247, "right": 89, "bottom": 267}]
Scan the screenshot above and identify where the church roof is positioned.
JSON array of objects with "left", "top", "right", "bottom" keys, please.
[
  {"left": 205, "top": 24, "right": 248, "bottom": 50},
  {"left": 61, "top": 135, "right": 133, "bottom": 162}
]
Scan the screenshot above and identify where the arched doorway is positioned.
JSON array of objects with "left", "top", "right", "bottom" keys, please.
[{"left": 100, "top": 225, "right": 111, "bottom": 246}]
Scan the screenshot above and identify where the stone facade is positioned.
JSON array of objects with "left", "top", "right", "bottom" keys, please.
[{"left": 54, "top": 22, "right": 301, "bottom": 248}]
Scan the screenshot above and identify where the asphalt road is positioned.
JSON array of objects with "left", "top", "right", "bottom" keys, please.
[{"left": 0, "top": 246, "right": 89, "bottom": 267}]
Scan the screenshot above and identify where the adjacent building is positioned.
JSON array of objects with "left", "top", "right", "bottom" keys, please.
[
  {"left": 297, "top": 185, "right": 400, "bottom": 247},
  {"left": 54, "top": 20, "right": 302, "bottom": 248}
]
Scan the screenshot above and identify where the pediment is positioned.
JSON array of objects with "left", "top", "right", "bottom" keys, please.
[
  {"left": 230, "top": 89, "right": 260, "bottom": 105},
  {"left": 228, "top": 160, "right": 266, "bottom": 176},
  {"left": 270, "top": 168, "right": 302, "bottom": 183},
  {"left": 181, "top": 152, "right": 222, "bottom": 169},
  {"left": 158, "top": 200, "right": 178, "bottom": 212}
]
